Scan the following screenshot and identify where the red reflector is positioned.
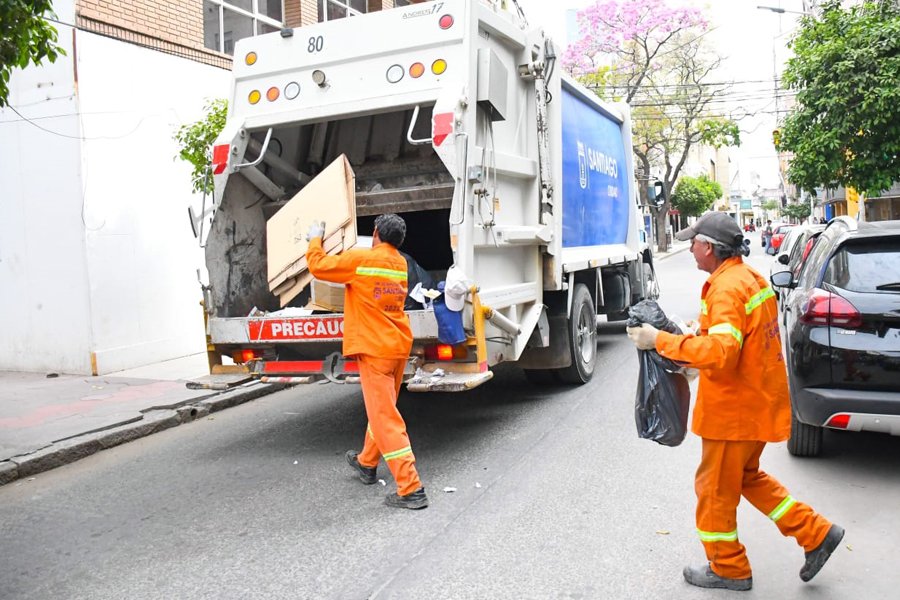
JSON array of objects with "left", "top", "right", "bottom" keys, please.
[
  {"left": 212, "top": 144, "right": 230, "bottom": 175},
  {"left": 433, "top": 112, "right": 454, "bottom": 146},
  {"left": 826, "top": 414, "right": 850, "bottom": 429},
  {"left": 799, "top": 288, "right": 861, "bottom": 328},
  {"left": 439, "top": 14, "right": 454, "bottom": 29}
]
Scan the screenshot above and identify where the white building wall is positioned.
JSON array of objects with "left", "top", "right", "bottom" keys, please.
[
  {"left": 1, "top": 7, "right": 231, "bottom": 375},
  {"left": 76, "top": 31, "right": 230, "bottom": 374},
  {"left": 0, "top": 0, "right": 94, "bottom": 374}
]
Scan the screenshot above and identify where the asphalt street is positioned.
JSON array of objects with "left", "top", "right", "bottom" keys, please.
[{"left": 1, "top": 233, "right": 898, "bottom": 599}]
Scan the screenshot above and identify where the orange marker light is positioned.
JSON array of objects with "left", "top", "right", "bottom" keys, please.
[
  {"left": 436, "top": 344, "right": 454, "bottom": 360},
  {"left": 266, "top": 86, "right": 280, "bottom": 101},
  {"left": 245, "top": 52, "right": 258, "bottom": 66},
  {"left": 432, "top": 59, "right": 447, "bottom": 75},
  {"left": 409, "top": 62, "right": 425, "bottom": 78},
  {"left": 248, "top": 90, "right": 261, "bottom": 104}
]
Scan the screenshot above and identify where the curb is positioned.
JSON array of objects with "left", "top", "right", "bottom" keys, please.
[
  {"left": 655, "top": 244, "right": 692, "bottom": 261},
  {"left": 0, "top": 381, "right": 281, "bottom": 487}
]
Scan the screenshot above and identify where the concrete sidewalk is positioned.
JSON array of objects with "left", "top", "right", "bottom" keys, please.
[{"left": 0, "top": 354, "right": 278, "bottom": 486}]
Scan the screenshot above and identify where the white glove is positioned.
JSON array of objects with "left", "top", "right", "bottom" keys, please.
[
  {"left": 626, "top": 323, "right": 660, "bottom": 350},
  {"left": 684, "top": 319, "right": 701, "bottom": 335},
  {"left": 306, "top": 220, "right": 325, "bottom": 241}
]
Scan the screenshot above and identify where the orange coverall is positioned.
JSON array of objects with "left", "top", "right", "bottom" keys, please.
[
  {"left": 655, "top": 257, "right": 832, "bottom": 579},
  {"left": 306, "top": 238, "right": 421, "bottom": 496}
]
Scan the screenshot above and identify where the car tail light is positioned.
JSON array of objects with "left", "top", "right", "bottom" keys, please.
[
  {"left": 826, "top": 413, "right": 850, "bottom": 429},
  {"left": 799, "top": 288, "right": 862, "bottom": 328},
  {"left": 212, "top": 144, "right": 230, "bottom": 174}
]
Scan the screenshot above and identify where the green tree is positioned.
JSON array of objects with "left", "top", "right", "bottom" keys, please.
[
  {"left": 782, "top": 202, "right": 811, "bottom": 221},
  {"left": 173, "top": 99, "right": 228, "bottom": 195},
  {"left": 761, "top": 199, "right": 781, "bottom": 214},
  {"left": 780, "top": 0, "right": 900, "bottom": 195},
  {"left": 0, "top": 1, "right": 65, "bottom": 107},
  {"left": 671, "top": 174, "right": 723, "bottom": 216}
]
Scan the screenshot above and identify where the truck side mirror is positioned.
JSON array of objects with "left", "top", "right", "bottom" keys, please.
[{"left": 653, "top": 181, "right": 665, "bottom": 207}]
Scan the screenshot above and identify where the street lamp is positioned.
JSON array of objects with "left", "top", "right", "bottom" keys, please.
[{"left": 757, "top": 5, "right": 812, "bottom": 16}]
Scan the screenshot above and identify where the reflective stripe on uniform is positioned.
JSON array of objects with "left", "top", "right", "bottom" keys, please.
[
  {"left": 697, "top": 528, "right": 739, "bottom": 542},
  {"left": 708, "top": 323, "right": 743, "bottom": 346},
  {"left": 700, "top": 300, "right": 709, "bottom": 315},
  {"left": 355, "top": 266, "right": 407, "bottom": 280},
  {"left": 383, "top": 446, "right": 413, "bottom": 461},
  {"left": 367, "top": 424, "right": 375, "bottom": 440},
  {"left": 745, "top": 288, "right": 776, "bottom": 314},
  {"left": 768, "top": 495, "right": 797, "bottom": 522}
]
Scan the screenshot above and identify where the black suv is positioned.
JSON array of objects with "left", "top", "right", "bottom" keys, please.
[{"left": 771, "top": 217, "right": 900, "bottom": 456}]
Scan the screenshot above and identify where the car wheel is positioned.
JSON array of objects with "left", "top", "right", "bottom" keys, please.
[
  {"left": 787, "top": 411, "right": 823, "bottom": 457},
  {"left": 555, "top": 283, "right": 596, "bottom": 384}
]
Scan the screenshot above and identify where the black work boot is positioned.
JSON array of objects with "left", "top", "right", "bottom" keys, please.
[
  {"left": 345, "top": 450, "right": 377, "bottom": 485},
  {"left": 384, "top": 487, "right": 429, "bottom": 510},
  {"left": 800, "top": 524, "right": 845, "bottom": 582},
  {"left": 683, "top": 564, "right": 752, "bottom": 591}
]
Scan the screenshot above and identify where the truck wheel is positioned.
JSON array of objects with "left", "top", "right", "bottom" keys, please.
[
  {"left": 555, "top": 284, "right": 596, "bottom": 384},
  {"left": 787, "top": 412, "right": 823, "bottom": 457}
]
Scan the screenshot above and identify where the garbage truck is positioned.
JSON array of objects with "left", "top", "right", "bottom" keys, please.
[{"left": 192, "top": 0, "right": 658, "bottom": 392}]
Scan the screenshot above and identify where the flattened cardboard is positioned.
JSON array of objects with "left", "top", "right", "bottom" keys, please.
[
  {"left": 269, "top": 228, "right": 346, "bottom": 291},
  {"left": 310, "top": 279, "right": 345, "bottom": 312},
  {"left": 266, "top": 154, "right": 357, "bottom": 282}
]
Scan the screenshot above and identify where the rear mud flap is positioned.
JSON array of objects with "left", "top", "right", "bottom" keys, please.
[
  {"left": 186, "top": 374, "right": 254, "bottom": 391},
  {"left": 406, "top": 370, "right": 494, "bottom": 392}
]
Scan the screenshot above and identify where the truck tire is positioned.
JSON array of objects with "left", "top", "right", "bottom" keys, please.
[
  {"left": 555, "top": 284, "right": 596, "bottom": 384},
  {"left": 787, "top": 412, "right": 823, "bottom": 457}
]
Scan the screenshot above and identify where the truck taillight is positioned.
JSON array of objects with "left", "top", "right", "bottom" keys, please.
[
  {"left": 799, "top": 288, "right": 861, "bottom": 328},
  {"left": 234, "top": 349, "right": 259, "bottom": 364},
  {"left": 212, "top": 144, "right": 230, "bottom": 175},
  {"left": 410, "top": 62, "right": 425, "bottom": 78},
  {"left": 424, "top": 344, "right": 467, "bottom": 361},
  {"left": 439, "top": 14, "right": 454, "bottom": 29}
]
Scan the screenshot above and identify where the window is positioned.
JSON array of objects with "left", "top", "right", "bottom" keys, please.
[
  {"left": 204, "top": 0, "right": 283, "bottom": 55},
  {"left": 318, "top": 0, "right": 367, "bottom": 22},
  {"left": 824, "top": 241, "right": 900, "bottom": 293}
]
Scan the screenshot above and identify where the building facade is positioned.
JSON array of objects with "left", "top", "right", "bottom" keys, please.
[{"left": 0, "top": 0, "right": 406, "bottom": 374}]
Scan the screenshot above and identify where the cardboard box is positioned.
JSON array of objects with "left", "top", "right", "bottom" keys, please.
[
  {"left": 266, "top": 154, "right": 357, "bottom": 285},
  {"left": 310, "top": 279, "right": 345, "bottom": 312}
]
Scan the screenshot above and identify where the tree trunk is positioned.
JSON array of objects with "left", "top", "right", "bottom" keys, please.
[{"left": 655, "top": 208, "right": 669, "bottom": 252}]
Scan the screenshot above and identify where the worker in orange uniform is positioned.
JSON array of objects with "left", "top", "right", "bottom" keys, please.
[
  {"left": 306, "top": 213, "right": 427, "bottom": 510},
  {"left": 626, "top": 212, "right": 843, "bottom": 591}
]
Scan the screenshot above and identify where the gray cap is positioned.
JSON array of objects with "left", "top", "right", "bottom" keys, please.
[{"left": 675, "top": 211, "right": 744, "bottom": 247}]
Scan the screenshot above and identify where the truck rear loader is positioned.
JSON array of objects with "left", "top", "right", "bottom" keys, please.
[{"left": 193, "top": 0, "right": 659, "bottom": 392}]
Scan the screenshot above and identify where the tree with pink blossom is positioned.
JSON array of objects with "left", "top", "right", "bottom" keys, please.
[{"left": 563, "top": 0, "right": 740, "bottom": 252}]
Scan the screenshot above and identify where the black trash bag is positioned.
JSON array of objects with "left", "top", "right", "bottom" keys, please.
[
  {"left": 627, "top": 300, "right": 683, "bottom": 372},
  {"left": 627, "top": 300, "right": 692, "bottom": 446},
  {"left": 634, "top": 349, "right": 691, "bottom": 446}
]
